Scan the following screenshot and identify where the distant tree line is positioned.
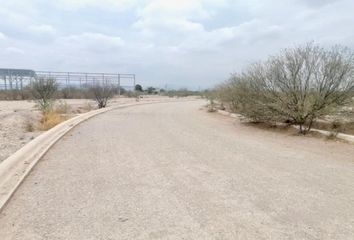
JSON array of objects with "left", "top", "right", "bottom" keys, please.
[{"left": 134, "top": 84, "right": 203, "bottom": 97}]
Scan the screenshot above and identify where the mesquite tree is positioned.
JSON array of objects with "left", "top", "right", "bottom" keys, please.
[
  {"left": 90, "top": 84, "right": 115, "bottom": 108},
  {"left": 217, "top": 43, "right": 354, "bottom": 133},
  {"left": 30, "top": 77, "right": 58, "bottom": 112}
]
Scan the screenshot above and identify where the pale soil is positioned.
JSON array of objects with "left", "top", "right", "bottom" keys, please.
[
  {"left": 0, "top": 101, "right": 353, "bottom": 239},
  {"left": 220, "top": 101, "right": 354, "bottom": 135},
  {"left": 0, "top": 100, "right": 40, "bottom": 162},
  {"left": 0, "top": 97, "right": 150, "bottom": 162}
]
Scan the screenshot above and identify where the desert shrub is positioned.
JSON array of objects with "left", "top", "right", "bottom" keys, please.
[
  {"left": 123, "top": 90, "right": 141, "bottom": 100},
  {"left": 204, "top": 90, "right": 217, "bottom": 112},
  {"left": 19, "top": 87, "right": 33, "bottom": 100},
  {"left": 0, "top": 88, "right": 32, "bottom": 100},
  {"left": 89, "top": 84, "right": 115, "bottom": 108},
  {"left": 163, "top": 88, "right": 202, "bottom": 97},
  {"left": 123, "top": 91, "right": 134, "bottom": 98},
  {"left": 112, "top": 86, "right": 126, "bottom": 96},
  {"left": 61, "top": 87, "right": 71, "bottom": 99},
  {"left": 30, "top": 77, "right": 58, "bottom": 112},
  {"left": 39, "top": 110, "right": 65, "bottom": 130},
  {"left": 58, "top": 87, "right": 90, "bottom": 99},
  {"left": 0, "top": 90, "right": 15, "bottom": 100},
  {"left": 216, "top": 43, "right": 354, "bottom": 134}
]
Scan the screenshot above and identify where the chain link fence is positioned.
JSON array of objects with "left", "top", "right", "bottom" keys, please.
[{"left": 0, "top": 69, "right": 136, "bottom": 95}]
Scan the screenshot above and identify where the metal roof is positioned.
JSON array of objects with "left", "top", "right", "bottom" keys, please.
[{"left": 0, "top": 68, "right": 36, "bottom": 77}]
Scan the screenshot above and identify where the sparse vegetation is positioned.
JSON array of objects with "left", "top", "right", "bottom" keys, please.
[
  {"left": 0, "top": 88, "right": 32, "bottom": 100},
  {"left": 162, "top": 88, "right": 202, "bottom": 98},
  {"left": 89, "top": 84, "right": 115, "bottom": 108},
  {"left": 135, "top": 84, "right": 143, "bottom": 92},
  {"left": 55, "top": 100, "right": 71, "bottom": 114},
  {"left": 39, "top": 110, "right": 66, "bottom": 131},
  {"left": 146, "top": 87, "right": 158, "bottom": 94},
  {"left": 205, "top": 90, "right": 217, "bottom": 112},
  {"left": 30, "top": 77, "right": 58, "bottom": 112},
  {"left": 216, "top": 43, "right": 354, "bottom": 134},
  {"left": 59, "top": 87, "right": 90, "bottom": 99}
]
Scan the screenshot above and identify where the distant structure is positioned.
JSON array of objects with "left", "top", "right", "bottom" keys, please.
[
  {"left": 0, "top": 68, "right": 37, "bottom": 90},
  {"left": 0, "top": 68, "right": 136, "bottom": 92}
]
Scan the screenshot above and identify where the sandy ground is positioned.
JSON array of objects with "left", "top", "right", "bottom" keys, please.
[
  {"left": 0, "top": 101, "right": 353, "bottom": 239},
  {"left": 0, "top": 97, "right": 144, "bottom": 162},
  {"left": 0, "top": 100, "right": 40, "bottom": 162}
]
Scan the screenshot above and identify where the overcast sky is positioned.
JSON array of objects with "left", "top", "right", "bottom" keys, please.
[{"left": 0, "top": 0, "right": 353, "bottom": 89}]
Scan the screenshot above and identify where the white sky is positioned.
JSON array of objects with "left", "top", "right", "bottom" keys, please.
[{"left": 0, "top": 0, "right": 353, "bottom": 89}]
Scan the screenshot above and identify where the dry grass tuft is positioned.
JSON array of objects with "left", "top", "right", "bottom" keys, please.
[{"left": 39, "top": 111, "right": 66, "bottom": 131}]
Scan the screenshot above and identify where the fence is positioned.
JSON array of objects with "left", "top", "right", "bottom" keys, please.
[{"left": 0, "top": 69, "right": 136, "bottom": 95}]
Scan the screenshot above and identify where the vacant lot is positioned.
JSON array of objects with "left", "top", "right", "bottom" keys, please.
[{"left": 0, "top": 97, "right": 145, "bottom": 162}]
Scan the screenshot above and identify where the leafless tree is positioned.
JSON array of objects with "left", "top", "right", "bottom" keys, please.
[{"left": 89, "top": 84, "right": 115, "bottom": 108}]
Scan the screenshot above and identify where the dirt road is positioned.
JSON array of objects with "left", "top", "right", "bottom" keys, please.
[{"left": 0, "top": 101, "right": 353, "bottom": 239}]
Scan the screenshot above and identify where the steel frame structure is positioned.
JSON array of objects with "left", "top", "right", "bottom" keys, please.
[{"left": 0, "top": 69, "right": 136, "bottom": 95}]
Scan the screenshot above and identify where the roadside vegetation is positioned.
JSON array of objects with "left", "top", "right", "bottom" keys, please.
[
  {"left": 0, "top": 79, "right": 203, "bottom": 133},
  {"left": 162, "top": 88, "right": 203, "bottom": 98},
  {"left": 134, "top": 84, "right": 202, "bottom": 97},
  {"left": 30, "top": 77, "right": 58, "bottom": 111},
  {"left": 89, "top": 84, "right": 115, "bottom": 108},
  {"left": 30, "top": 78, "right": 65, "bottom": 130},
  {"left": 215, "top": 43, "right": 354, "bottom": 134},
  {"left": 0, "top": 80, "right": 170, "bottom": 162}
]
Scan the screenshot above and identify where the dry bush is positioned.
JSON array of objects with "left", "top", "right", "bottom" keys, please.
[
  {"left": 59, "top": 87, "right": 91, "bottom": 99},
  {"left": 37, "top": 100, "right": 73, "bottom": 131},
  {"left": 89, "top": 84, "right": 115, "bottom": 108},
  {"left": 30, "top": 77, "right": 58, "bottom": 111},
  {"left": 0, "top": 89, "right": 32, "bottom": 100},
  {"left": 163, "top": 88, "right": 202, "bottom": 98},
  {"left": 205, "top": 90, "right": 217, "bottom": 112},
  {"left": 313, "top": 120, "right": 354, "bottom": 134},
  {"left": 39, "top": 110, "right": 65, "bottom": 131},
  {"left": 124, "top": 90, "right": 140, "bottom": 99},
  {"left": 216, "top": 43, "right": 354, "bottom": 134},
  {"left": 215, "top": 81, "right": 241, "bottom": 113},
  {"left": 207, "top": 102, "right": 216, "bottom": 112}
]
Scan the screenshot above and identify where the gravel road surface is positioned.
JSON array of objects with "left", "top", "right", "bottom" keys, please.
[{"left": 0, "top": 101, "right": 353, "bottom": 239}]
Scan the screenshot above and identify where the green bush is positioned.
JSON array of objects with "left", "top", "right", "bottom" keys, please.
[
  {"left": 30, "top": 78, "right": 58, "bottom": 112},
  {"left": 216, "top": 43, "right": 354, "bottom": 134}
]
